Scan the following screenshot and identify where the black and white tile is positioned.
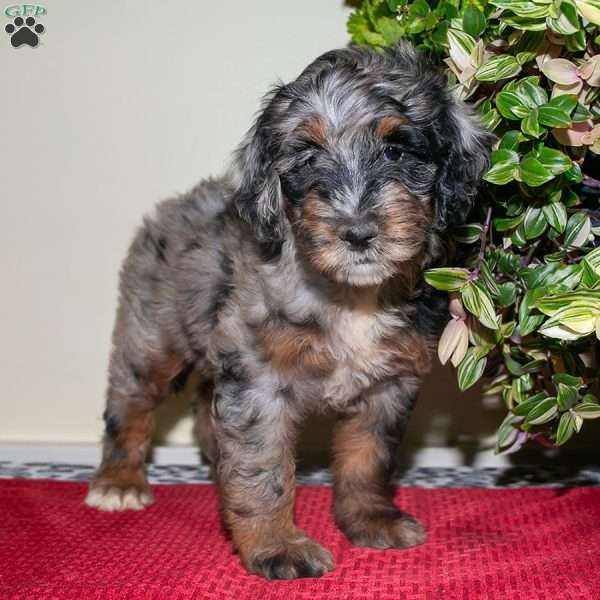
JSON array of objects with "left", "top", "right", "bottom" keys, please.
[{"left": 1, "top": 461, "right": 599, "bottom": 488}]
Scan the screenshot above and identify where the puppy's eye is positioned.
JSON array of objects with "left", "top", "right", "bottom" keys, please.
[
  {"left": 384, "top": 146, "right": 404, "bottom": 161},
  {"left": 304, "top": 154, "right": 317, "bottom": 168}
]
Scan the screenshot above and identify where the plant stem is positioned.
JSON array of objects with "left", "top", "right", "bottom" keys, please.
[{"left": 473, "top": 205, "right": 493, "bottom": 277}]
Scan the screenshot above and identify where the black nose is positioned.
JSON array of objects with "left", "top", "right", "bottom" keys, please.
[{"left": 339, "top": 222, "right": 379, "bottom": 249}]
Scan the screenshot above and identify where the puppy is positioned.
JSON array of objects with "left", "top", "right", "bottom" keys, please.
[{"left": 86, "top": 44, "right": 492, "bottom": 580}]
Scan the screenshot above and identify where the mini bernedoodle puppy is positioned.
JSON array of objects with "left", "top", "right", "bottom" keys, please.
[{"left": 86, "top": 44, "right": 492, "bottom": 580}]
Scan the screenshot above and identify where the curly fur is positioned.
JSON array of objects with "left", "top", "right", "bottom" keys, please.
[{"left": 86, "top": 44, "right": 493, "bottom": 580}]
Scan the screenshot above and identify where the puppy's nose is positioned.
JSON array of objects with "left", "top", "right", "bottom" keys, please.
[{"left": 339, "top": 222, "right": 379, "bottom": 249}]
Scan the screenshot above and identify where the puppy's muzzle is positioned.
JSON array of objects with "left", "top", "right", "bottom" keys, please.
[{"left": 338, "top": 221, "right": 379, "bottom": 250}]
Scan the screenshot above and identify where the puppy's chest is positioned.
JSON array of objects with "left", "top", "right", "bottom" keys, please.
[{"left": 261, "top": 304, "right": 430, "bottom": 406}]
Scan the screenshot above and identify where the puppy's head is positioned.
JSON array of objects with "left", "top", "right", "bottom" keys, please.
[{"left": 234, "top": 44, "right": 493, "bottom": 286}]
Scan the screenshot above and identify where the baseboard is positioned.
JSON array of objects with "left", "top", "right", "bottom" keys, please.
[{"left": 0, "top": 443, "right": 511, "bottom": 467}]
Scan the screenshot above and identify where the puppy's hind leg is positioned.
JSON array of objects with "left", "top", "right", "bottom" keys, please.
[
  {"left": 86, "top": 325, "right": 184, "bottom": 512},
  {"left": 193, "top": 376, "right": 217, "bottom": 472}
]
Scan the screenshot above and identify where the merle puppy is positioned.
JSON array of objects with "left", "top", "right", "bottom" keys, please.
[{"left": 86, "top": 44, "right": 492, "bottom": 580}]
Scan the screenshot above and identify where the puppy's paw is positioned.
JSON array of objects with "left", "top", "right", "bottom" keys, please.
[
  {"left": 339, "top": 509, "right": 426, "bottom": 549},
  {"left": 85, "top": 470, "right": 154, "bottom": 512},
  {"left": 250, "top": 536, "right": 334, "bottom": 580},
  {"left": 85, "top": 485, "right": 154, "bottom": 511}
]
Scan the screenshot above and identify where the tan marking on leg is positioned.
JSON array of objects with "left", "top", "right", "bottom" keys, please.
[{"left": 332, "top": 415, "right": 426, "bottom": 550}]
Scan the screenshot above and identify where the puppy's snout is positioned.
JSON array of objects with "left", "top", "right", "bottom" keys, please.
[{"left": 339, "top": 222, "right": 379, "bottom": 249}]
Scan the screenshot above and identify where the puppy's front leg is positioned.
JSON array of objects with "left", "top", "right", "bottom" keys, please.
[
  {"left": 212, "top": 355, "right": 334, "bottom": 580},
  {"left": 332, "top": 380, "right": 426, "bottom": 549}
]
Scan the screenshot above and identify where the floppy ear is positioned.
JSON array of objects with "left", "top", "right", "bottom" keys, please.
[
  {"left": 232, "top": 90, "right": 286, "bottom": 243},
  {"left": 434, "top": 101, "right": 494, "bottom": 231}
]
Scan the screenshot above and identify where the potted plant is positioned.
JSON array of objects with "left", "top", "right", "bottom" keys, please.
[{"left": 348, "top": 0, "right": 600, "bottom": 452}]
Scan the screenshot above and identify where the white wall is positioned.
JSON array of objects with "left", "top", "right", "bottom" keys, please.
[
  {"left": 0, "top": 0, "right": 356, "bottom": 444},
  {"left": 0, "top": 1, "right": 510, "bottom": 455}
]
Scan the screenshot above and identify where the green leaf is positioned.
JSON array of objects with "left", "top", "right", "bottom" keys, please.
[
  {"left": 521, "top": 263, "right": 559, "bottom": 289},
  {"left": 500, "top": 130, "right": 525, "bottom": 150},
  {"left": 497, "top": 282, "right": 518, "bottom": 307},
  {"left": 501, "top": 15, "right": 547, "bottom": 30},
  {"left": 484, "top": 149, "right": 520, "bottom": 185},
  {"left": 564, "top": 163, "right": 583, "bottom": 184},
  {"left": 564, "top": 213, "right": 591, "bottom": 248},
  {"left": 491, "top": 149, "right": 520, "bottom": 166},
  {"left": 565, "top": 29, "right": 586, "bottom": 51},
  {"left": 518, "top": 289, "right": 546, "bottom": 335},
  {"left": 521, "top": 108, "right": 543, "bottom": 138},
  {"left": 527, "top": 397, "right": 558, "bottom": 424},
  {"left": 406, "top": 16, "right": 426, "bottom": 34},
  {"left": 543, "top": 202, "right": 567, "bottom": 233},
  {"left": 517, "top": 79, "right": 548, "bottom": 107},
  {"left": 535, "top": 290, "right": 600, "bottom": 315},
  {"left": 553, "top": 373, "right": 584, "bottom": 387},
  {"left": 386, "top": 0, "right": 406, "bottom": 11},
  {"left": 572, "top": 103, "right": 593, "bottom": 123},
  {"left": 511, "top": 224, "right": 527, "bottom": 246},
  {"left": 463, "top": 5, "right": 486, "bottom": 36},
  {"left": 495, "top": 413, "right": 523, "bottom": 452},
  {"left": 347, "top": 12, "right": 374, "bottom": 45},
  {"left": 546, "top": 263, "right": 583, "bottom": 288},
  {"left": 523, "top": 206, "right": 548, "bottom": 239},
  {"left": 516, "top": 30, "right": 546, "bottom": 53},
  {"left": 484, "top": 162, "right": 518, "bottom": 185},
  {"left": 556, "top": 411, "right": 576, "bottom": 445},
  {"left": 575, "top": 0, "right": 600, "bottom": 26},
  {"left": 581, "top": 260, "right": 600, "bottom": 288},
  {"left": 584, "top": 246, "right": 600, "bottom": 275},
  {"left": 536, "top": 147, "right": 572, "bottom": 175},
  {"left": 462, "top": 281, "right": 500, "bottom": 330},
  {"left": 480, "top": 259, "right": 501, "bottom": 297},
  {"left": 547, "top": 2, "right": 580, "bottom": 34},
  {"left": 479, "top": 109, "right": 502, "bottom": 132},
  {"left": 538, "top": 105, "right": 572, "bottom": 128},
  {"left": 410, "top": 0, "right": 430, "bottom": 17},
  {"left": 452, "top": 223, "right": 482, "bottom": 244},
  {"left": 492, "top": 0, "right": 550, "bottom": 17},
  {"left": 539, "top": 304, "right": 597, "bottom": 339},
  {"left": 496, "top": 91, "right": 529, "bottom": 119},
  {"left": 519, "top": 157, "right": 555, "bottom": 187},
  {"left": 457, "top": 348, "right": 487, "bottom": 391},
  {"left": 520, "top": 314, "right": 545, "bottom": 336},
  {"left": 376, "top": 16, "right": 404, "bottom": 44},
  {"left": 475, "top": 56, "right": 522, "bottom": 82},
  {"left": 514, "top": 392, "right": 547, "bottom": 416},
  {"left": 557, "top": 383, "right": 578, "bottom": 411},
  {"left": 547, "top": 94, "right": 578, "bottom": 115},
  {"left": 574, "top": 402, "right": 600, "bottom": 419},
  {"left": 424, "top": 267, "right": 470, "bottom": 291},
  {"left": 516, "top": 51, "right": 536, "bottom": 65},
  {"left": 362, "top": 30, "right": 387, "bottom": 46},
  {"left": 495, "top": 214, "right": 525, "bottom": 231}
]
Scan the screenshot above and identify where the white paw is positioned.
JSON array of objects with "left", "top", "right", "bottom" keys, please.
[{"left": 85, "top": 486, "right": 154, "bottom": 512}]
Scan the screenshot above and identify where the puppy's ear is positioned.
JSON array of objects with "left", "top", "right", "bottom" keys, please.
[
  {"left": 232, "top": 90, "right": 286, "bottom": 243},
  {"left": 434, "top": 101, "right": 494, "bottom": 231}
]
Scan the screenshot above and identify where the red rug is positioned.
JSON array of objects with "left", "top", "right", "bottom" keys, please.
[{"left": 1, "top": 481, "right": 599, "bottom": 599}]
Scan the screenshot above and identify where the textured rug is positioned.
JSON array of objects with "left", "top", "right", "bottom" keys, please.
[{"left": 1, "top": 480, "right": 599, "bottom": 599}]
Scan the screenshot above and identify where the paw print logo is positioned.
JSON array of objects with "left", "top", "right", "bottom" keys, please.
[{"left": 5, "top": 16, "right": 45, "bottom": 48}]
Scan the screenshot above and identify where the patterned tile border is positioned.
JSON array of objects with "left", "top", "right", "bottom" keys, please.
[{"left": 1, "top": 461, "right": 599, "bottom": 488}]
